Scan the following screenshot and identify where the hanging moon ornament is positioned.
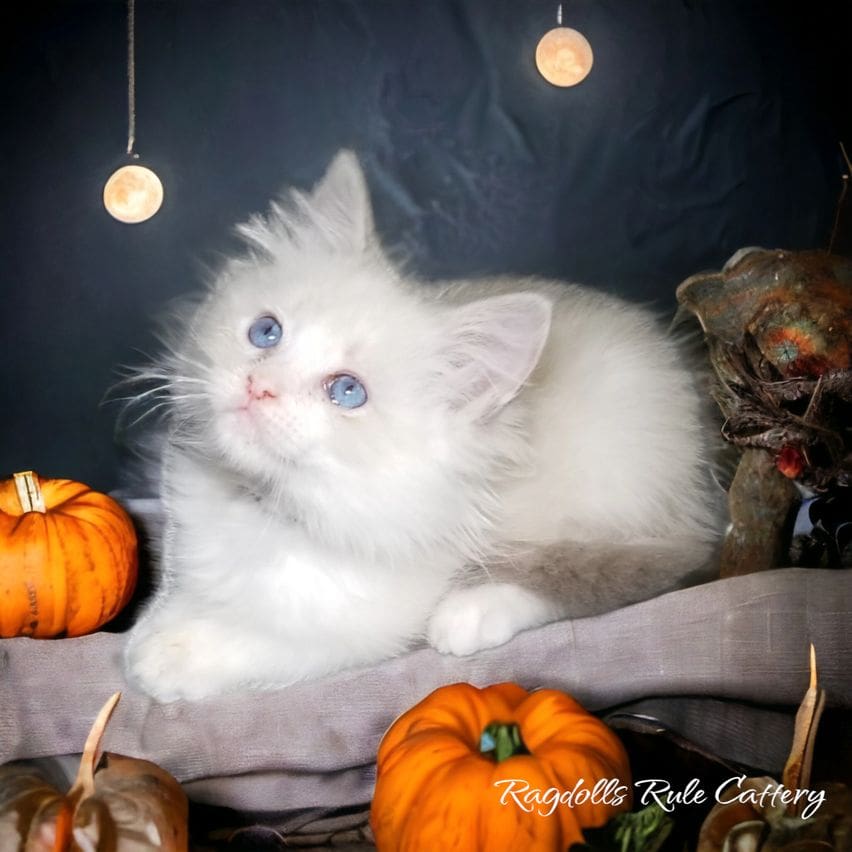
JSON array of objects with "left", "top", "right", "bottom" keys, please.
[
  {"left": 536, "top": 27, "right": 594, "bottom": 87},
  {"left": 103, "top": 164, "right": 163, "bottom": 223}
]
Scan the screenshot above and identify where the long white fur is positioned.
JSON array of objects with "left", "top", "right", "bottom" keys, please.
[{"left": 124, "top": 150, "right": 723, "bottom": 701}]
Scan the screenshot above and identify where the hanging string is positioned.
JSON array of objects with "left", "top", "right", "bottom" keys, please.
[
  {"left": 827, "top": 141, "right": 850, "bottom": 254},
  {"left": 126, "top": 0, "right": 137, "bottom": 158}
]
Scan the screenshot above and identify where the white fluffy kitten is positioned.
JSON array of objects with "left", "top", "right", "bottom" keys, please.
[{"left": 124, "top": 150, "right": 723, "bottom": 702}]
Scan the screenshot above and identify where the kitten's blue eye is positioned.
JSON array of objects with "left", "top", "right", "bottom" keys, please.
[
  {"left": 325, "top": 373, "right": 368, "bottom": 409},
  {"left": 248, "top": 315, "right": 282, "bottom": 349}
]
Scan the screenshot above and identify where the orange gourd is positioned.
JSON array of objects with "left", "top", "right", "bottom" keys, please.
[
  {"left": 0, "top": 471, "right": 138, "bottom": 638},
  {"left": 370, "top": 682, "right": 632, "bottom": 851}
]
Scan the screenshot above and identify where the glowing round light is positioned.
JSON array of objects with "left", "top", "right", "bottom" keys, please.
[
  {"left": 535, "top": 27, "right": 594, "bottom": 87},
  {"left": 103, "top": 164, "right": 164, "bottom": 223}
]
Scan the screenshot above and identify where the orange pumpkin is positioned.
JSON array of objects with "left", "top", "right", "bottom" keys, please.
[
  {"left": 0, "top": 471, "right": 138, "bottom": 638},
  {"left": 370, "top": 682, "right": 633, "bottom": 851}
]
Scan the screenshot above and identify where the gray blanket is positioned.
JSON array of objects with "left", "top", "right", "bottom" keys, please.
[{"left": 1, "top": 568, "right": 850, "bottom": 813}]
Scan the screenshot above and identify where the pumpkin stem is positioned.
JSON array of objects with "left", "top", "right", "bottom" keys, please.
[
  {"left": 13, "top": 470, "right": 47, "bottom": 514},
  {"left": 68, "top": 692, "right": 122, "bottom": 804},
  {"left": 480, "top": 722, "right": 529, "bottom": 763},
  {"left": 781, "top": 644, "right": 825, "bottom": 817}
]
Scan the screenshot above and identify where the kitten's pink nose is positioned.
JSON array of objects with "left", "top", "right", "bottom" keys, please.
[{"left": 246, "top": 374, "right": 277, "bottom": 401}]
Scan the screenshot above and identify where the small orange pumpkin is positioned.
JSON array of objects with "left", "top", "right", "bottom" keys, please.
[
  {"left": 370, "top": 682, "right": 633, "bottom": 851},
  {"left": 0, "top": 471, "right": 138, "bottom": 638}
]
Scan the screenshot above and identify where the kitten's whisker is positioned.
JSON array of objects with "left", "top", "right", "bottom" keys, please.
[
  {"left": 119, "top": 371, "right": 210, "bottom": 387},
  {"left": 168, "top": 351, "right": 214, "bottom": 374},
  {"left": 123, "top": 400, "right": 176, "bottom": 428},
  {"left": 170, "top": 436, "right": 207, "bottom": 449},
  {"left": 112, "top": 385, "right": 173, "bottom": 403},
  {"left": 145, "top": 338, "right": 213, "bottom": 375}
]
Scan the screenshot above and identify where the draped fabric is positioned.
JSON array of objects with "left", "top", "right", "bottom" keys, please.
[{"left": 2, "top": 567, "right": 849, "bottom": 813}]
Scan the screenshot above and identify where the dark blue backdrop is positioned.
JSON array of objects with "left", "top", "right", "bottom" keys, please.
[{"left": 1, "top": 0, "right": 847, "bottom": 490}]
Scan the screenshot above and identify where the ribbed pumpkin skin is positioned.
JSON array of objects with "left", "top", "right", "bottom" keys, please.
[
  {"left": 371, "top": 682, "right": 632, "bottom": 851},
  {"left": 0, "top": 476, "right": 138, "bottom": 638}
]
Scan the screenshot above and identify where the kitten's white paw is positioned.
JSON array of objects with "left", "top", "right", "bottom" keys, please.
[
  {"left": 125, "top": 623, "right": 227, "bottom": 703},
  {"left": 427, "top": 584, "right": 557, "bottom": 657}
]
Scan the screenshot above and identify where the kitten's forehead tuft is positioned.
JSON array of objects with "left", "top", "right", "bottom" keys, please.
[{"left": 235, "top": 150, "right": 374, "bottom": 259}]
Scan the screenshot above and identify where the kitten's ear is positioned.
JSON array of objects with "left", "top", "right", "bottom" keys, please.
[
  {"left": 439, "top": 293, "right": 552, "bottom": 419},
  {"left": 302, "top": 149, "right": 374, "bottom": 252}
]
